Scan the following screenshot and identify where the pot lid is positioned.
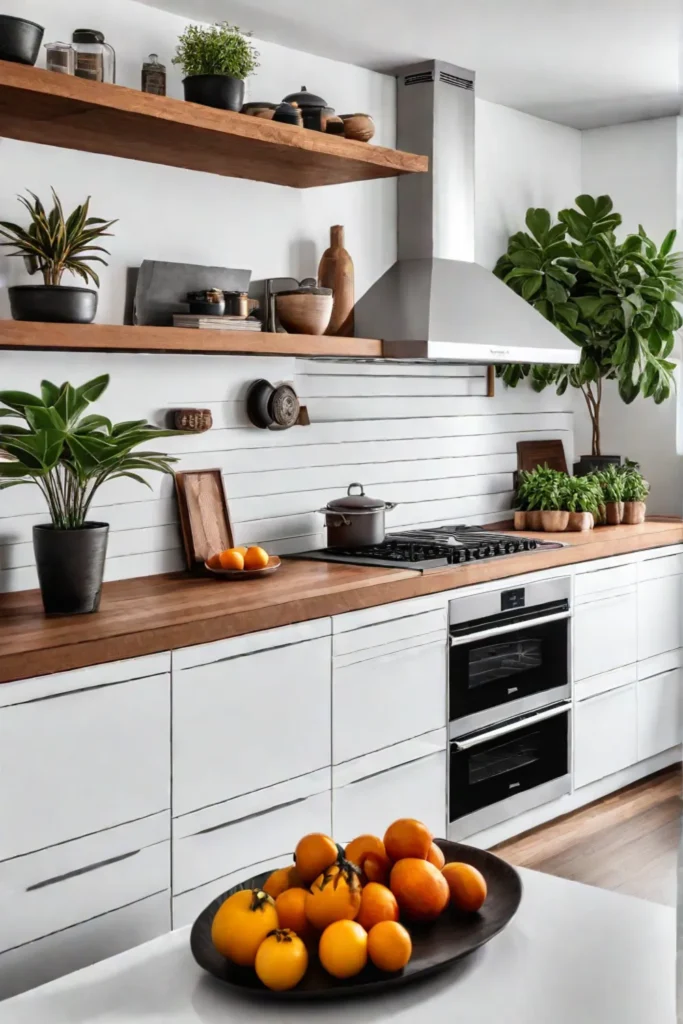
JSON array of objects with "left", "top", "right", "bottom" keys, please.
[
  {"left": 73, "top": 28, "right": 106, "bottom": 44},
  {"left": 283, "top": 85, "right": 327, "bottom": 108},
  {"left": 327, "top": 483, "right": 386, "bottom": 511}
]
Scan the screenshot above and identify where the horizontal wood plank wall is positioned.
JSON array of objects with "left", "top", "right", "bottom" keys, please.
[{"left": 0, "top": 351, "right": 574, "bottom": 593}]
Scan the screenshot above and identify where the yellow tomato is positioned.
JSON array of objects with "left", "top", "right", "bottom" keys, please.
[
  {"left": 211, "top": 889, "right": 278, "bottom": 966},
  {"left": 305, "top": 863, "right": 362, "bottom": 931},
  {"left": 255, "top": 929, "right": 308, "bottom": 991},
  {"left": 319, "top": 919, "right": 368, "bottom": 979}
]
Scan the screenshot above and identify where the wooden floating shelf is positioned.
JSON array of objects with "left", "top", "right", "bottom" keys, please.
[
  {"left": 0, "top": 320, "right": 384, "bottom": 358},
  {"left": 0, "top": 61, "right": 428, "bottom": 188}
]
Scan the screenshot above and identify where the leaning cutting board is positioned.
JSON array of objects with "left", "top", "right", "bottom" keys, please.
[{"left": 318, "top": 225, "right": 354, "bottom": 336}]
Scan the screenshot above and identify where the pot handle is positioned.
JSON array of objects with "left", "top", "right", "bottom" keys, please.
[
  {"left": 347, "top": 482, "right": 365, "bottom": 496},
  {"left": 384, "top": 502, "right": 399, "bottom": 511},
  {"left": 316, "top": 508, "right": 351, "bottom": 525}
]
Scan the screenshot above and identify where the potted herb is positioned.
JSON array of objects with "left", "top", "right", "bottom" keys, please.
[
  {"left": 0, "top": 376, "right": 179, "bottom": 615},
  {"left": 0, "top": 189, "right": 116, "bottom": 324},
  {"left": 173, "top": 22, "right": 259, "bottom": 111},
  {"left": 564, "top": 475, "right": 601, "bottom": 532},
  {"left": 621, "top": 467, "right": 649, "bottom": 524},
  {"left": 595, "top": 464, "right": 626, "bottom": 525},
  {"left": 517, "top": 466, "right": 569, "bottom": 532},
  {"left": 495, "top": 195, "right": 683, "bottom": 473}
]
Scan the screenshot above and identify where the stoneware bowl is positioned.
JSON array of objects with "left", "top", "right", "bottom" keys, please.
[
  {"left": 276, "top": 289, "right": 333, "bottom": 335},
  {"left": 340, "top": 113, "right": 375, "bottom": 143}
]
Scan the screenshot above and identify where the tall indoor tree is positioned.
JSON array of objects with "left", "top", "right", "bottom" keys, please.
[{"left": 494, "top": 195, "right": 683, "bottom": 458}]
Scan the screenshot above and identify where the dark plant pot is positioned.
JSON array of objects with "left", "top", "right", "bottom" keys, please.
[
  {"left": 33, "top": 523, "right": 109, "bottom": 615},
  {"left": 574, "top": 455, "right": 621, "bottom": 477},
  {"left": 622, "top": 501, "right": 646, "bottom": 525},
  {"left": 183, "top": 75, "right": 245, "bottom": 111},
  {"left": 567, "top": 511, "right": 594, "bottom": 532},
  {"left": 605, "top": 501, "right": 624, "bottom": 526},
  {"left": 9, "top": 285, "right": 98, "bottom": 324},
  {"left": 0, "top": 15, "right": 44, "bottom": 66},
  {"left": 540, "top": 510, "right": 569, "bottom": 533}
]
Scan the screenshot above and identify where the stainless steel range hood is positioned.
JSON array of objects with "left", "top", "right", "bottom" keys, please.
[{"left": 355, "top": 61, "right": 580, "bottom": 366}]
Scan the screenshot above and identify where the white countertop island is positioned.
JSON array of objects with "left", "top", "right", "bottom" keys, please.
[{"left": 0, "top": 868, "right": 674, "bottom": 1024}]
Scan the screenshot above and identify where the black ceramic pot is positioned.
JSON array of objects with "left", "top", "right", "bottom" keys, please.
[
  {"left": 33, "top": 523, "right": 109, "bottom": 616},
  {"left": 0, "top": 15, "right": 44, "bottom": 66},
  {"left": 183, "top": 75, "right": 245, "bottom": 111},
  {"left": 9, "top": 285, "right": 98, "bottom": 324},
  {"left": 574, "top": 454, "right": 621, "bottom": 476}
]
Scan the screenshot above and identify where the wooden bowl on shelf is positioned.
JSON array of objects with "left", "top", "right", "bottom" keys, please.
[
  {"left": 204, "top": 555, "right": 281, "bottom": 580},
  {"left": 276, "top": 289, "right": 332, "bottom": 335}
]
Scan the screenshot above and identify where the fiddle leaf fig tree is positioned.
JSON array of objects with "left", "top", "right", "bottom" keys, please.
[{"left": 494, "top": 195, "right": 683, "bottom": 456}]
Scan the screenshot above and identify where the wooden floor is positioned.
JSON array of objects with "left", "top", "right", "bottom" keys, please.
[{"left": 494, "top": 767, "right": 681, "bottom": 906}]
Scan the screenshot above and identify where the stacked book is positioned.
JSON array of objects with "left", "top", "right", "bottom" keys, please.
[{"left": 173, "top": 315, "right": 262, "bottom": 332}]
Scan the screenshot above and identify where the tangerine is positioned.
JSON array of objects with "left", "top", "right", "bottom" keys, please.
[
  {"left": 263, "top": 864, "right": 301, "bottom": 900},
  {"left": 207, "top": 552, "right": 221, "bottom": 569},
  {"left": 345, "top": 834, "right": 386, "bottom": 870},
  {"left": 390, "top": 858, "right": 449, "bottom": 921},
  {"left": 367, "top": 920, "right": 413, "bottom": 973},
  {"left": 356, "top": 882, "right": 399, "bottom": 931},
  {"left": 442, "top": 862, "right": 488, "bottom": 912},
  {"left": 363, "top": 851, "right": 392, "bottom": 885},
  {"left": 384, "top": 818, "right": 433, "bottom": 861},
  {"left": 254, "top": 929, "right": 308, "bottom": 991},
  {"left": 219, "top": 548, "right": 244, "bottom": 570},
  {"left": 211, "top": 889, "right": 278, "bottom": 966},
  {"left": 318, "top": 919, "right": 368, "bottom": 979},
  {"left": 294, "top": 833, "right": 338, "bottom": 885},
  {"left": 244, "top": 545, "right": 269, "bottom": 570},
  {"left": 275, "top": 887, "right": 311, "bottom": 937},
  {"left": 427, "top": 842, "right": 445, "bottom": 870}
]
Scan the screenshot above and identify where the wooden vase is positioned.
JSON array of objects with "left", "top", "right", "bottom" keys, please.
[
  {"left": 622, "top": 501, "right": 646, "bottom": 525},
  {"left": 318, "top": 225, "right": 354, "bottom": 337},
  {"left": 540, "top": 510, "right": 569, "bottom": 533},
  {"left": 605, "top": 501, "right": 624, "bottom": 525},
  {"left": 567, "top": 511, "right": 594, "bottom": 532}
]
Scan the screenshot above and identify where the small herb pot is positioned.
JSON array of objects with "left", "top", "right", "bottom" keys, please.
[
  {"left": 526, "top": 510, "right": 542, "bottom": 531},
  {"left": 605, "top": 501, "right": 624, "bottom": 526},
  {"left": 33, "top": 523, "right": 109, "bottom": 615},
  {"left": 183, "top": 74, "right": 245, "bottom": 111},
  {"left": 9, "top": 285, "right": 97, "bottom": 324},
  {"left": 513, "top": 510, "right": 527, "bottom": 530},
  {"left": 540, "top": 510, "right": 569, "bottom": 533},
  {"left": 567, "top": 511, "right": 594, "bottom": 532},
  {"left": 622, "top": 501, "right": 646, "bottom": 525}
]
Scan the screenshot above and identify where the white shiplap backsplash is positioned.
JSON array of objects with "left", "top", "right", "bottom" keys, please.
[{"left": 0, "top": 350, "right": 574, "bottom": 593}]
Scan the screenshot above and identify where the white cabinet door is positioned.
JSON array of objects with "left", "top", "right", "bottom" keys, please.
[
  {"left": 0, "top": 673, "right": 170, "bottom": 861},
  {"left": 637, "top": 574, "right": 683, "bottom": 662},
  {"left": 574, "top": 684, "right": 637, "bottom": 788},
  {"left": 573, "top": 590, "right": 637, "bottom": 681},
  {"left": 173, "top": 635, "right": 331, "bottom": 816},
  {"left": 333, "top": 637, "right": 446, "bottom": 764},
  {"left": 638, "top": 668, "right": 683, "bottom": 760},
  {"left": 333, "top": 748, "right": 446, "bottom": 842}
]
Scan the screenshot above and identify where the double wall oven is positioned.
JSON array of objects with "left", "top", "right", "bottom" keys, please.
[{"left": 448, "top": 578, "right": 572, "bottom": 840}]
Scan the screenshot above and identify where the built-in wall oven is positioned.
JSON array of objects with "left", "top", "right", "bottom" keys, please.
[{"left": 448, "top": 578, "right": 572, "bottom": 840}]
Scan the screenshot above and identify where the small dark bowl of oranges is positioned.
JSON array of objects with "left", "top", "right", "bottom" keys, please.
[{"left": 205, "top": 545, "right": 281, "bottom": 580}]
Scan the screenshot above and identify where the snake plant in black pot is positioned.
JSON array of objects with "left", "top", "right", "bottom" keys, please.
[{"left": 0, "top": 376, "right": 179, "bottom": 614}]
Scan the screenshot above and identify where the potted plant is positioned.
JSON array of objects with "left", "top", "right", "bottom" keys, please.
[
  {"left": 621, "top": 466, "right": 649, "bottom": 524},
  {"left": 563, "top": 475, "right": 601, "bottom": 531},
  {"left": 0, "top": 189, "right": 116, "bottom": 324},
  {"left": 173, "top": 22, "right": 259, "bottom": 111},
  {"left": 517, "top": 466, "right": 568, "bottom": 532},
  {"left": 494, "top": 195, "right": 683, "bottom": 473},
  {"left": 0, "top": 376, "right": 179, "bottom": 615},
  {"left": 595, "top": 464, "right": 626, "bottom": 525}
]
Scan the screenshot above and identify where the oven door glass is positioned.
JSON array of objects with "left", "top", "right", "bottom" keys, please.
[
  {"left": 449, "top": 614, "right": 568, "bottom": 722},
  {"left": 449, "top": 707, "right": 569, "bottom": 823}
]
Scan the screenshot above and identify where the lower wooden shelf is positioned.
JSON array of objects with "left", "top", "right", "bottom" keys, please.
[{"left": 0, "top": 321, "right": 384, "bottom": 358}]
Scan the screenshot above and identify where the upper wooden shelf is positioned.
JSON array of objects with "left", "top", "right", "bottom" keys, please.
[
  {"left": 0, "top": 320, "right": 384, "bottom": 358},
  {"left": 0, "top": 61, "right": 428, "bottom": 188}
]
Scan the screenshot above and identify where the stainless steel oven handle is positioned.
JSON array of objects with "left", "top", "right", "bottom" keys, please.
[
  {"left": 449, "top": 609, "right": 571, "bottom": 647},
  {"left": 451, "top": 701, "right": 570, "bottom": 751}
]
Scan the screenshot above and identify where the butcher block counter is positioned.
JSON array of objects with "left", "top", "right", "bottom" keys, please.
[{"left": 0, "top": 519, "right": 681, "bottom": 685}]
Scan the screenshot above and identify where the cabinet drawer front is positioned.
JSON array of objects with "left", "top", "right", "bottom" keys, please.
[
  {"left": 333, "top": 641, "right": 446, "bottom": 764},
  {"left": 0, "top": 891, "right": 169, "bottom": 1002},
  {"left": 574, "top": 684, "right": 637, "bottom": 789},
  {"left": 0, "top": 815, "right": 169, "bottom": 954},
  {"left": 573, "top": 591, "right": 637, "bottom": 681},
  {"left": 333, "top": 595, "right": 445, "bottom": 636},
  {"left": 333, "top": 608, "right": 446, "bottom": 658},
  {"left": 0, "top": 654, "right": 170, "bottom": 707},
  {"left": 173, "top": 636, "right": 331, "bottom": 816},
  {"left": 638, "top": 648, "right": 683, "bottom": 681},
  {"left": 0, "top": 674, "right": 170, "bottom": 861},
  {"left": 173, "top": 854, "right": 287, "bottom": 929},
  {"left": 574, "top": 564, "right": 637, "bottom": 601},
  {"left": 173, "top": 619, "right": 330, "bottom": 670},
  {"left": 638, "top": 669, "right": 683, "bottom": 761},
  {"left": 334, "top": 751, "right": 446, "bottom": 843},
  {"left": 637, "top": 575, "right": 683, "bottom": 662},
  {"left": 638, "top": 552, "right": 683, "bottom": 582},
  {"left": 574, "top": 663, "right": 637, "bottom": 702},
  {"left": 173, "top": 775, "right": 331, "bottom": 895}
]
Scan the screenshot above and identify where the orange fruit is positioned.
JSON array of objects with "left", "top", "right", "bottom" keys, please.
[
  {"left": 384, "top": 818, "right": 433, "bottom": 862},
  {"left": 207, "top": 552, "right": 222, "bottom": 569},
  {"left": 234, "top": 546, "right": 248, "bottom": 555},
  {"left": 318, "top": 919, "right": 368, "bottom": 979},
  {"left": 219, "top": 548, "right": 244, "bottom": 570},
  {"left": 363, "top": 851, "right": 392, "bottom": 885},
  {"left": 263, "top": 864, "right": 302, "bottom": 900},
  {"left": 211, "top": 889, "right": 278, "bottom": 966},
  {"left": 442, "top": 862, "right": 487, "bottom": 912},
  {"left": 345, "top": 834, "right": 386, "bottom": 870},
  {"left": 390, "top": 858, "right": 449, "bottom": 921},
  {"left": 368, "top": 920, "right": 413, "bottom": 973},
  {"left": 244, "top": 545, "right": 269, "bottom": 570},
  {"left": 275, "top": 887, "right": 311, "bottom": 937},
  {"left": 294, "top": 833, "right": 338, "bottom": 885},
  {"left": 356, "top": 882, "right": 399, "bottom": 931},
  {"left": 305, "top": 863, "right": 362, "bottom": 931},
  {"left": 427, "top": 843, "right": 445, "bottom": 870},
  {"left": 254, "top": 929, "right": 308, "bottom": 991}
]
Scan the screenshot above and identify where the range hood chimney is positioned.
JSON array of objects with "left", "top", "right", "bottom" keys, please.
[{"left": 355, "top": 60, "right": 580, "bottom": 366}]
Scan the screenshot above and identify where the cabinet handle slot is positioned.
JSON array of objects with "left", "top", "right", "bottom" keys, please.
[
  {"left": 26, "top": 849, "right": 140, "bottom": 891},
  {"left": 195, "top": 795, "right": 310, "bottom": 836}
]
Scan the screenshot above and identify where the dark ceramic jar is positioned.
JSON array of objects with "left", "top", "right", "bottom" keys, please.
[{"left": 282, "top": 86, "right": 332, "bottom": 131}]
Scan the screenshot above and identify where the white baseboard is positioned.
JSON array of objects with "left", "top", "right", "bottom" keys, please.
[{"left": 462, "top": 746, "right": 681, "bottom": 850}]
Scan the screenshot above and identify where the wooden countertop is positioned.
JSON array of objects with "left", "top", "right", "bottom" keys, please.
[{"left": 1, "top": 519, "right": 681, "bottom": 685}]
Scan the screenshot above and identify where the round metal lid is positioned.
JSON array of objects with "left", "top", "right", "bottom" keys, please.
[{"left": 327, "top": 483, "right": 386, "bottom": 511}]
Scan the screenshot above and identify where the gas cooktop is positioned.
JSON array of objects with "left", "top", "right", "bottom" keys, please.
[{"left": 292, "top": 526, "right": 563, "bottom": 572}]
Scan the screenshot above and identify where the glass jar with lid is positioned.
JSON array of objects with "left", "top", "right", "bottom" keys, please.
[
  {"left": 44, "top": 42, "right": 75, "bottom": 75},
  {"left": 72, "top": 29, "right": 116, "bottom": 83}
]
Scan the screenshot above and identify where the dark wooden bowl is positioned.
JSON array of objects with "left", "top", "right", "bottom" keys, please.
[
  {"left": 190, "top": 839, "right": 522, "bottom": 999},
  {"left": 204, "top": 555, "right": 281, "bottom": 580}
]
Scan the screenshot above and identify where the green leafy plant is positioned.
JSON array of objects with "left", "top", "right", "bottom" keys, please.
[
  {"left": 621, "top": 466, "right": 649, "bottom": 503},
  {"left": 494, "top": 195, "right": 683, "bottom": 456},
  {"left": 0, "top": 376, "right": 179, "bottom": 529},
  {"left": 563, "top": 475, "right": 602, "bottom": 516},
  {"left": 517, "top": 465, "right": 568, "bottom": 512},
  {"left": 594, "top": 464, "right": 626, "bottom": 504},
  {"left": 0, "top": 189, "right": 116, "bottom": 288},
  {"left": 173, "top": 22, "right": 259, "bottom": 79}
]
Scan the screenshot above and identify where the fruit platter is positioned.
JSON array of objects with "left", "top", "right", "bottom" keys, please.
[{"left": 191, "top": 818, "right": 522, "bottom": 998}]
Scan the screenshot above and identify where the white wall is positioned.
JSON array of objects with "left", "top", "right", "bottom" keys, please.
[
  {"left": 579, "top": 116, "right": 682, "bottom": 513},
  {"left": 0, "top": 0, "right": 581, "bottom": 592}
]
